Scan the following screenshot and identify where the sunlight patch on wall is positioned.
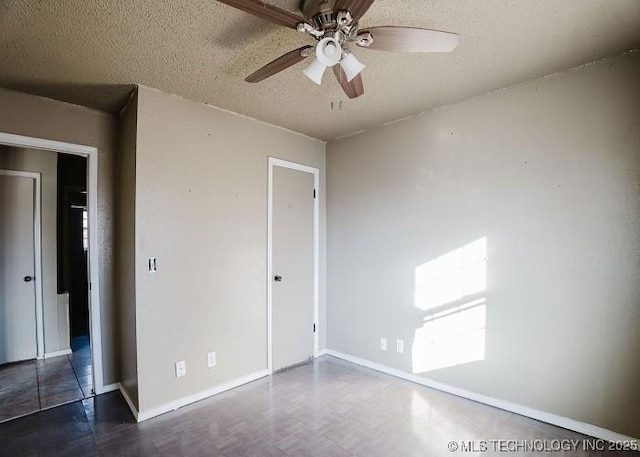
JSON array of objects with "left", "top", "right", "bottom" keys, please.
[
  {"left": 412, "top": 237, "right": 488, "bottom": 374},
  {"left": 414, "top": 237, "right": 487, "bottom": 311},
  {"left": 412, "top": 299, "right": 486, "bottom": 373}
]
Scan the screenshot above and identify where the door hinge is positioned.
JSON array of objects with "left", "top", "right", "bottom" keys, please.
[
  {"left": 313, "top": 189, "right": 316, "bottom": 199},
  {"left": 89, "top": 282, "right": 92, "bottom": 291},
  {"left": 313, "top": 323, "right": 316, "bottom": 333}
]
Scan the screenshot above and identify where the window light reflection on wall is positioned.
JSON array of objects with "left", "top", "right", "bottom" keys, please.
[
  {"left": 414, "top": 237, "right": 487, "bottom": 312},
  {"left": 412, "top": 298, "right": 486, "bottom": 373},
  {"left": 412, "top": 237, "right": 488, "bottom": 373}
]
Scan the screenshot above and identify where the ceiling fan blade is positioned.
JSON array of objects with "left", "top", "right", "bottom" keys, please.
[
  {"left": 333, "top": 0, "right": 375, "bottom": 23},
  {"left": 245, "top": 45, "right": 314, "bottom": 83},
  {"left": 333, "top": 65, "right": 364, "bottom": 99},
  {"left": 358, "top": 26, "right": 459, "bottom": 53},
  {"left": 217, "top": 0, "right": 307, "bottom": 29}
]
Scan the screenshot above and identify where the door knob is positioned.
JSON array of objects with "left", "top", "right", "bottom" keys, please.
[
  {"left": 274, "top": 275, "right": 283, "bottom": 282},
  {"left": 23, "top": 276, "right": 34, "bottom": 282}
]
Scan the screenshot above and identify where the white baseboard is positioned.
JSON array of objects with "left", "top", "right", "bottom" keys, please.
[
  {"left": 118, "top": 383, "right": 139, "bottom": 421},
  {"left": 133, "top": 370, "right": 269, "bottom": 423},
  {"left": 324, "top": 350, "right": 638, "bottom": 442},
  {"left": 100, "top": 382, "right": 121, "bottom": 394},
  {"left": 317, "top": 349, "right": 328, "bottom": 357},
  {"left": 43, "top": 349, "right": 72, "bottom": 359}
]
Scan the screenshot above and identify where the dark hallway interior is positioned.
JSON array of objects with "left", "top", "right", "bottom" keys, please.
[{"left": 56, "top": 154, "right": 90, "bottom": 347}]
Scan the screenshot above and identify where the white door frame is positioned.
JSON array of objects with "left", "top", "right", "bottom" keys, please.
[
  {"left": 267, "top": 157, "right": 319, "bottom": 374},
  {"left": 0, "top": 169, "right": 44, "bottom": 359},
  {"left": 0, "top": 132, "right": 105, "bottom": 394}
]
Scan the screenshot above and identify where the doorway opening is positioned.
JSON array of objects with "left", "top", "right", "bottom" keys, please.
[{"left": 0, "top": 132, "right": 103, "bottom": 423}]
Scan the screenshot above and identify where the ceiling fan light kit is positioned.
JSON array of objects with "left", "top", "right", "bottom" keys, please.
[
  {"left": 219, "top": 0, "right": 459, "bottom": 99},
  {"left": 303, "top": 35, "right": 357, "bottom": 85}
]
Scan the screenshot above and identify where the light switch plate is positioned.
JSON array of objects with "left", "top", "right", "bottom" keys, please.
[
  {"left": 148, "top": 257, "right": 157, "bottom": 273},
  {"left": 175, "top": 360, "right": 186, "bottom": 377},
  {"left": 380, "top": 338, "right": 387, "bottom": 351},
  {"left": 396, "top": 339, "right": 404, "bottom": 354}
]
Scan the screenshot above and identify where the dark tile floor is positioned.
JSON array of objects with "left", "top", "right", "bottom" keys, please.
[
  {"left": 0, "top": 342, "right": 92, "bottom": 423},
  {"left": 1, "top": 356, "right": 637, "bottom": 457}
]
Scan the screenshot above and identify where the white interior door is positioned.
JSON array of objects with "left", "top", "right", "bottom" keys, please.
[
  {"left": 272, "top": 165, "right": 315, "bottom": 371},
  {"left": 0, "top": 173, "right": 38, "bottom": 364}
]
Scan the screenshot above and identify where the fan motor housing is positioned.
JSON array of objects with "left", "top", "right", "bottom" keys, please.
[{"left": 301, "top": 0, "right": 337, "bottom": 29}]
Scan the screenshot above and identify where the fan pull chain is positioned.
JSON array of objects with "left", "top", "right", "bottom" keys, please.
[
  {"left": 331, "top": 71, "right": 336, "bottom": 110},
  {"left": 331, "top": 69, "right": 344, "bottom": 111},
  {"left": 338, "top": 69, "right": 344, "bottom": 110}
]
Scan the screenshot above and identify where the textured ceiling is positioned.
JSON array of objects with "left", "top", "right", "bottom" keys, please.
[{"left": 1, "top": 0, "right": 639, "bottom": 140}]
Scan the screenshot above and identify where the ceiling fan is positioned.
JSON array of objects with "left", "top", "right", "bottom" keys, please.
[{"left": 217, "top": 0, "right": 459, "bottom": 99}]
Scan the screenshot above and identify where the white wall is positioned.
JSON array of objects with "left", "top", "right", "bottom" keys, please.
[
  {"left": 0, "top": 146, "right": 66, "bottom": 353},
  {"left": 133, "top": 86, "right": 326, "bottom": 412},
  {"left": 326, "top": 52, "right": 640, "bottom": 438}
]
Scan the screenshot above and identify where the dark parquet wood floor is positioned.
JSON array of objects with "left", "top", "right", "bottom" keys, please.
[{"left": 0, "top": 356, "right": 637, "bottom": 456}]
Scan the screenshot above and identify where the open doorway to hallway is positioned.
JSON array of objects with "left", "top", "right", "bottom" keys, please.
[{"left": 0, "top": 146, "right": 93, "bottom": 423}]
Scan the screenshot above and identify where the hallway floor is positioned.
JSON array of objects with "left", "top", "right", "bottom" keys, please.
[
  {"left": 0, "top": 342, "right": 92, "bottom": 423},
  {"left": 1, "top": 356, "right": 635, "bottom": 456}
]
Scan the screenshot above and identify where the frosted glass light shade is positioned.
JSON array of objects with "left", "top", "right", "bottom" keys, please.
[
  {"left": 341, "top": 52, "right": 365, "bottom": 82},
  {"left": 303, "top": 58, "right": 326, "bottom": 85},
  {"left": 316, "top": 37, "right": 342, "bottom": 67}
]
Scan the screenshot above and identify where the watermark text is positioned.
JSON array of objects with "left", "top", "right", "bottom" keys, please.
[{"left": 447, "top": 439, "right": 639, "bottom": 453}]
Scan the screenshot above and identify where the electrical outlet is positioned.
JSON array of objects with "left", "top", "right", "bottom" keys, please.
[
  {"left": 175, "top": 360, "right": 186, "bottom": 377},
  {"left": 207, "top": 352, "right": 216, "bottom": 368},
  {"left": 380, "top": 338, "right": 387, "bottom": 351},
  {"left": 396, "top": 339, "right": 404, "bottom": 354}
]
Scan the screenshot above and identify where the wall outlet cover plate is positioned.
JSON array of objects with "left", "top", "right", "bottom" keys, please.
[{"left": 207, "top": 352, "right": 216, "bottom": 368}]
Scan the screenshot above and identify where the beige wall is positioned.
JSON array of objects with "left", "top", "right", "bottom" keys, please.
[
  {"left": 0, "top": 89, "right": 119, "bottom": 385},
  {"left": 0, "top": 146, "right": 66, "bottom": 353},
  {"left": 134, "top": 86, "right": 326, "bottom": 411},
  {"left": 326, "top": 52, "right": 640, "bottom": 437},
  {"left": 116, "top": 91, "right": 139, "bottom": 407}
]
